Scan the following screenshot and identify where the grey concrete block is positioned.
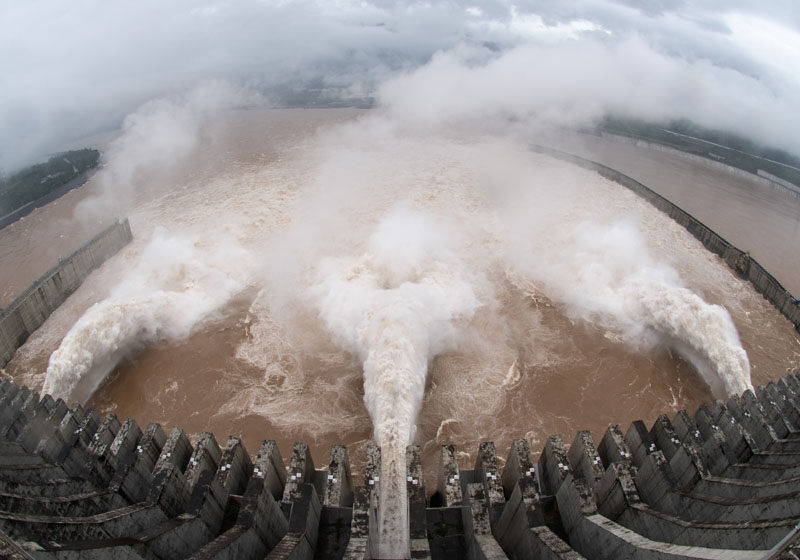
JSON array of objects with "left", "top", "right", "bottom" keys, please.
[
  {"left": 744, "top": 391, "right": 792, "bottom": 441},
  {"left": 186, "top": 525, "right": 264, "bottom": 560},
  {"left": 634, "top": 450, "right": 678, "bottom": 513},
  {"left": 555, "top": 474, "right": 597, "bottom": 539},
  {"left": 147, "top": 427, "right": 194, "bottom": 517},
  {"left": 617, "top": 502, "right": 798, "bottom": 551},
  {"left": 236, "top": 451, "right": 289, "bottom": 550},
  {"left": 2, "top": 391, "right": 41, "bottom": 441},
  {"left": 406, "top": 445, "right": 427, "bottom": 541},
  {"left": 697, "top": 404, "right": 756, "bottom": 464},
  {"left": 502, "top": 439, "right": 540, "bottom": 503},
  {"left": 324, "top": 444, "right": 353, "bottom": 508},
  {"left": 364, "top": 444, "right": 380, "bottom": 493},
  {"left": 466, "top": 482, "right": 492, "bottom": 536},
  {"left": 474, "top": 442, "right": 505, "bottom": 513},
  {"left": 143, "top": 513, "right": 214, "bottom": 559},
  {"left": 117, "top": 423, "right": 166, "bottom": 503},
  {"left": 598, "top": 424, "right": 634, "bottom": 467},
  {"left": 16, "top": 398, "right": 68, "bottom": 455},
  {"left": 268, "top": 484, "right": 321, "bottom": 560},
  {"left": 493, "top": 483, "right": 531, "bottom": 556},
  {"left": 252, "top": 440, "right": 286, "bottom": 502},
  {"left": 758, "top": 396, "right": 798, "bottom": 442},
  {"left": 626, "top": 420, "right": 658, "bottom": 468},
  {"left": 216, "top": 437, "right": 252, "bottom": 496},
  {"left": 540, "top": 435, "right": 571, "bottom": 496},
  {"left": 282, "top": 443, "right": 315, "bottom": 503},
  {"left": 727, "top": 394, "right": 780, "bottom": 451},
  {"left": 463, "top": 481, "right": 508, "bottom": 559},
  {"left": 184, "top": 433, "right": 224, "bottom": 533},
  {"left": 438, "top": 444, "right": 462, "bottom": 507},
  {"left": 346, "top": 487, "right": 370, "bottom": 543},
  {"left": 57, "top": 409, "right": 101, "bottom": 477},
  {"left": 106, "top": 418, "right": 143, "bottom": 475},
  {"left": 595, "top": 462, "right": 641, "bottom": 520},
  {"left": 568, "top": 431, "right": 604, "bottom": 489},
  {"left": 651, "top": 415, "right": 684, "bottom": 462}
]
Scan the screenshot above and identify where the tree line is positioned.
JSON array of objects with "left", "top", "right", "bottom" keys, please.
[{"left": 0, "top": 149, "right": 100, "bottom": 216}]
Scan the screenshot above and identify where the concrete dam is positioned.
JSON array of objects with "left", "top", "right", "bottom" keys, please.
[
  {"left": 2, "top": 156, "right": 800, "bottom": 558},
  {"left": 3, "top": 372, "right": 800, "bottom": 559}
]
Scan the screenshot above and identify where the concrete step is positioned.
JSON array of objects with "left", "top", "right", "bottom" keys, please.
[
  {"left": 186, "top": 525, "right": 266, "bottom": 560},
  {"left": 580, "top": 428, "right": 800, "bottom": 549},
  {"left": 0, "top": 478, "right": 99, "bottom": 499},
  {"left": 266, "top": 484, "right": 320, "bottom": 559},
  {"left": 0, "top": 489, "right": 128, "bottom": 518},
  {"left": 615, "top": 501, "right": 797, "bottom": 550},
  {"left": 557, "top": 473, "right": 767, "bottom": 559},
  {"left": 0, "top": 502, "right": 166, "bottom": 544},
  {"left": 666, "top": 487, "right": 800, "bottom": 524}
]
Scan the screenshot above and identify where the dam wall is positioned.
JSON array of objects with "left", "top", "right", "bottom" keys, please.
[
  {"left": 2, "top": 370, "right": 800, "bottom": 558},
  {"left": 533, "top": 145, "right": 800, "bottom": 333},
  {"left": 0, "top": 218, "right": 132, "bottom": 368},
  {"left": 599, "top": 132, "right": 800, "bottom": 200}
]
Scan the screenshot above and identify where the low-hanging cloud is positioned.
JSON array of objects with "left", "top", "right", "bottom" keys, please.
[
  {"left": 3, "top": 0, "right": 800, "bottom": 171},
  {"left": 73, "top": 81, "right": 261, "bottom": 224},
  {"left": 376, "top": 36, "right": 800, "bottom": 155}
]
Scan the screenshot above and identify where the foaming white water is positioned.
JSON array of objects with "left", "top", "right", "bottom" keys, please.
[
  {"left": 43, "top": 228, "right": 247, "bottom": 404},
  {"left": 513, "top": 219, "right": 751, "bottom": 397},
  {"left": 308, "top": 206, "right": 480, "bottom": 557}
]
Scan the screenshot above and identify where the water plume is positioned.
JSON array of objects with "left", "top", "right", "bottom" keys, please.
[
  {"left": 512, "top": 218, "right": 751, "bottom": 397},
  {"left": 308, "top": 206, "right": 480, "bottom": 557},
  {"left": 74, "top": 81, "right": 262, "bottom": 224},
  {"left": 43, "top": 228, "right": 246, "bottom": 404}
]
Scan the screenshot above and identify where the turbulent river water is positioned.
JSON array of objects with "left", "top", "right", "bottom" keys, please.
[{"left": 2, "top": 109, "right": 800, "bottom": 548}]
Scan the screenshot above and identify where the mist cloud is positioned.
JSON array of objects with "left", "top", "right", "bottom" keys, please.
[
  {"left": 73, "top": 81, "right": 260, "bottom": 223},
  {"left": 3, "top": 0, "right": 800, "bottom": 171},
  {"left": 376, "top": 35, "right": 800, "bottom": 154}
]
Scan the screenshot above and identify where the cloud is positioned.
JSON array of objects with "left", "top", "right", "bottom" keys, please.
[
  {"left": 2, "top": 0, "right": 800, "bottom": 170},
  {"left": 376, "top": 35, "right": 800, "bottom": 156},
  {"left": 73, "top": 80, "right": 261, "bottom": 224}
]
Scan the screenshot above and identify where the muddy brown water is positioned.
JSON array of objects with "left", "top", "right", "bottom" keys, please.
[{"left": 3, "top": 109, "right": 799, "bottom": 483}]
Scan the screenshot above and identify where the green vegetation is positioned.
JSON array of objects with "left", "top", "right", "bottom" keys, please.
[
  {"left": 595, "top": 117, "right": 800, "bottom": 189},
  {"left": 0, "top": 149, "right": 100, "bottom": 216}
]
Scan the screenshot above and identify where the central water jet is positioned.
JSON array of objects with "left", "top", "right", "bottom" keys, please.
[{"left": 309, "top": 206, "right": 480, "bottom": 557}]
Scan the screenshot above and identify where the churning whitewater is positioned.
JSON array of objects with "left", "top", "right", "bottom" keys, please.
[
  {"left": 511, "top": 219, "right": 752, "bottom": 397},
  {"left": 43, "top": 228, "right": 246, "bottom": 404}
]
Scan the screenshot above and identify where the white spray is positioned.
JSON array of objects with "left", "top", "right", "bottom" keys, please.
[
  {"left": 309, "top": 206, "right": 479, "bottom": 557},
  {"left": 43, "top": 228, "right": 246, "bottom": 404},
  {"left": 512, "top": 219, "right": 751, "bottom": 397}
]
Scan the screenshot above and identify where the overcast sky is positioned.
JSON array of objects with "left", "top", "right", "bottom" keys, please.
[{"left": 2, "top": 0, "right": 800, "bottom": 171}]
